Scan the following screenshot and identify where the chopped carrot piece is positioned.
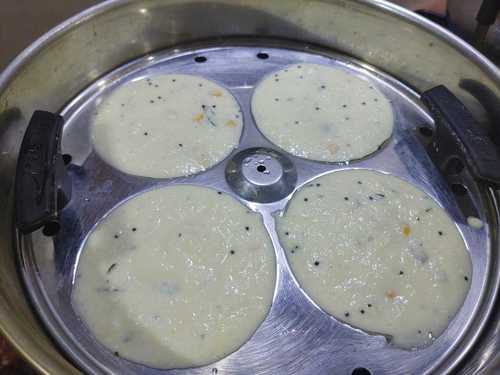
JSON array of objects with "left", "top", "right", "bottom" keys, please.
[
  {"left": 226, "top": 120, "right": 237, "bottom": 128},
  {"left": 385, "top": 289, "right": 397, "bottom": 300},
  {"left": 402, "top": 225, "right": 411, "bottom": 236},
  {"left": 211, "top": 90, "right": 223, "bottom": 97},
  {"left": 193, "top": 113, "right": 204, "bottom": 122}
]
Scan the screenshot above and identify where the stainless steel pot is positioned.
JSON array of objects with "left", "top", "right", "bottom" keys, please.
[{"left": 0, "top": 1, "right": 499, "bottom": 374}]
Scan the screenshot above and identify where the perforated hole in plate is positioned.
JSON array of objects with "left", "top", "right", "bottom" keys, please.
[
  {"left": 351, "top": 368, "right": 372, "bottom": 375},
  {"left": 194, "top": 56, "right": 207, "bottom": 63}
]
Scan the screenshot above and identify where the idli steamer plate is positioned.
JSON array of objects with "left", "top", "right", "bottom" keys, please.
[{"left": 13, "top": 39, "right": 500, "bottom": 375}]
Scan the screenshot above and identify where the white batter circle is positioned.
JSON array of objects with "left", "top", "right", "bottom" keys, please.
[
  {"left": 251, "top": 63, "right": 394, "bottom": 162},
  {"left": 278, "top": 169, "right": 471, "bottom": 348},
  {"left": 72, "top": 186, "right": 276, "bottom": 368},
  {"left": 91, "top": 74, "right": 243, "bottom": 178}
]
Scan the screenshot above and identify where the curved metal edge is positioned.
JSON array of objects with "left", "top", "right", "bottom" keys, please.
[
  {"left": 367, "top": 0, "right": 500, "bottom": 83},
  {"left": 0, "top": 0, "right": 127, "bottom": 91},
  {"left": 1, "top": 0, "right": 500, "bottom": 373},
  {"left": 2, "top": 0, "right": 500, "bottom": 96}
]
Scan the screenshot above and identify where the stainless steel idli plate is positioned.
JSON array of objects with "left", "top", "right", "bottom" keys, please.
[{"left": 16, "top": 40, "right": 494, "bottom": 375}]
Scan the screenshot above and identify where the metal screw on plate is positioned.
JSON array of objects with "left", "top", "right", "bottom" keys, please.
[{"left": 226, "top": 148, "right": 297, "bottom": 203}]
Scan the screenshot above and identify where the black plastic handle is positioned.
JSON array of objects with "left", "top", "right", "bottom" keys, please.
[
  {"left": 15, "top": 111, "right": 72, "bottom": 235},
  {"left": 421, "top": 85, "right": 500, "bottom": 189}
]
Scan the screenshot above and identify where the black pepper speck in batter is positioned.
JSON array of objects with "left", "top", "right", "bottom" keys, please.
[
  {"left": 245, "top": 226, "right": 250, "bottom": 231},
  {"left": 344, "top": 312, "right": 350, "bottom": 317},
  {"left": 314, "top": 261, "right": 320, "bottom": 266},
  {"left": 107, "top": 263, "right": 117, "bottom": 274},
  {"left": 230, "top": 250, "right": 235, "bottom": 255},
  {"left": 438, "top": 231, "right": 443, "bottom": 236},
  {"left": 464, "top": 276, "right": 469, "bottom": 281},
  {"left": 304, "top": 198, "right": 309, "bottom": 202}
]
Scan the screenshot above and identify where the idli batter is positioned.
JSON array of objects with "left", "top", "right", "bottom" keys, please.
[
  {"left": 252, "top": 63, "right": 393, "bottom": 162},
  {"left": 91, "top": 74, "right": 242, "bottom": 178},
  {"left": 72, "top": 186, "right": 276, "bottom": 368},
  {"left": 278, "top": 169, "right": 471, "bottom": 347}
]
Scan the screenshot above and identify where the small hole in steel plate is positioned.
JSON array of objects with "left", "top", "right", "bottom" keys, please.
[
  {"left": 257, "top": 52, "right": 269, "bottom": 59},
  {"left": 43, "top": 221, "right": 60, "bottom": 236},
  {"left": 194, "top": 56, "right": 207, "bottom": 63},
  {"left": 419, "top": 126, "right": 434, "bottom": 137},
  {"left": 451, "top": 183, "right": 468, "bottom": 196},
  {"left": 351, "top": 367, "right": 372, "bottom": 375},
  {"left": 257, "top": 165, "right": 267, "bottom": 173},
  {"left": 62, "top": 154, "right": 72, "bottom": 165}
]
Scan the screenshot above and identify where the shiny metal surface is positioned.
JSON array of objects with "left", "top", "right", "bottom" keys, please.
[
  {"left": 0, "top": 1, "right": 499, "bottom": 374},
  {"left": 16, "top": 42, "right": 494, "bottom": 375},
  {"left": 226, "top": 148, "right": 297, "bottom": 203}
]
